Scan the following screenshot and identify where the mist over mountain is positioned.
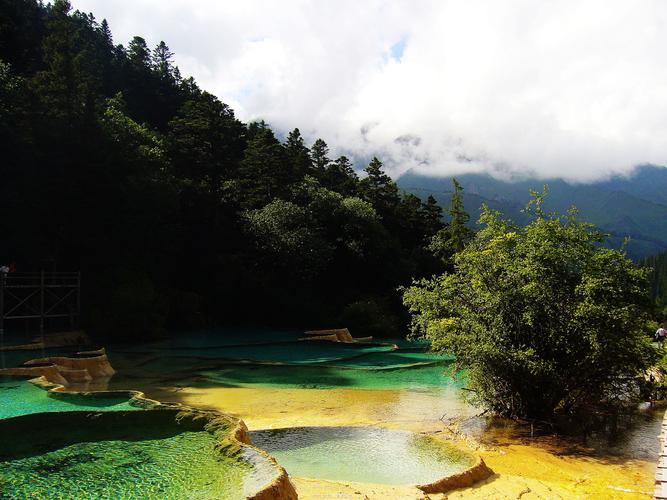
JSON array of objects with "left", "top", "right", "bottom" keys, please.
[{"left": 398, "top": 164, "right": 667, "bottom": 260}]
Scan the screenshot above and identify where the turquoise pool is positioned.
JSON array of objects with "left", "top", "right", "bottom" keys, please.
[
  {"left": 0, "top": 431, "right": 253, "bottom": 499},
  {"left": 0, "top": 409, "right": 282, "bottom": 500},
  {"left": 250, "top": 426, "right": 475, "bottom": 485},
  {"left": 107, "top": 329, "right": 458, "bottom": 391},
  {"left": 0, "top": 378, "right": 140, "bottom": 419}
]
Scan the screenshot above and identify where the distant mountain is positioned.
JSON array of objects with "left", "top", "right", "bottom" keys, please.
[{"left": 397, "top": 165, "right": 667, "bottom": 260}]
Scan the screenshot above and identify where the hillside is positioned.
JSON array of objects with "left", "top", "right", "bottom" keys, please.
[
  {"left": 641, "top": 249, "right": 667, "bottom": 307},
  {"left": 398, "top": 165, "right": 667, "bottom": 259},
  {"left": 0, "top": 0, "right": 448, "bottom": 339}
]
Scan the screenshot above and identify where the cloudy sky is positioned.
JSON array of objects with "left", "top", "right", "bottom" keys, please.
[{"left": 73, "top": 0, "right": 667, "bottom": 182}]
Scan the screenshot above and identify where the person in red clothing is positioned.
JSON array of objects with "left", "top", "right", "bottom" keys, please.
[{"left": 8, "top": 262, "right": 16, "bottom": 273}]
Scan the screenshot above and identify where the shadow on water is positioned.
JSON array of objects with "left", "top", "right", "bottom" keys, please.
[
  {"left": 0, "top": 411, "right": 189, "bottom": 461},
  {"left": 462, "top": 406, "right": 664, "bottom": 462},
  {"left": 196, "top": 364, "right": 364, "bottom": 389},
  {"left": 102, "top": 331, "right": 664, "bottom": 463}
]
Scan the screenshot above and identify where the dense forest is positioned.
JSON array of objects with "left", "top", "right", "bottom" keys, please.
[
  {"left": 0, "top": 0, "right": 454, "bottom": 340},
  {"left": 399, "top": 166, "right": 667, "bottom": 260},
  {"left": 643, "top": 250, "right": 667, "bottom": 321}
]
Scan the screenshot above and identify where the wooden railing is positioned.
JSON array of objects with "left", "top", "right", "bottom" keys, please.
[{"left": 0, "top": 271, "right": 81, "bottom": 334}]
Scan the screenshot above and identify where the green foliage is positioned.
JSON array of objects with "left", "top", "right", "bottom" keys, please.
[
  {"left": 0, "top": 1, "right": 449, "bottom": 338},
  {"left": 403, "top": 193, "right": 658, "bottom": 419},
  {"left": 239, "top": 125, "right": 290, "bottom": 206},
  {"left": 244, "top": 199, "right": 332, "bottom": 278},
  {"left": 399, "top": 167, "right": 667, "bottom": 260},
  {"left": 168, "top": 91, "right": 245, "bottom": 196},
  {"left": 285, "top": 128, "right": 312, "bottom": 178},
  {"left": 428, "top": 179, "right": 472, "bottom": 264},
  {"left": 101, "top": 94, "right": 167, "bottom": 168},
  {"left": 88, "top": 266, "right": 168, "bottom": 342},
  {"left": 360, "top": 157, "right": 400, "bottom": 219},
  {"left": 310, "top": 138, "right": 330, "bottom": 174},
  {"left": 641, "top": 249, "right": 667, "bottom": 311},
  {"left": 338, "top": 298, "right": 402, "bottom": 338},
  {"left": 323, "top": 155, "right": 358, "bottom": 195},
  {"left": 446, "top": 178, "right": 472, "bottom": 252}
]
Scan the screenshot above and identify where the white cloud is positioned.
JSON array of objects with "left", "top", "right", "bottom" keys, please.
[{"left": 73, "top": 0, "right": 667, "bottom": 181}]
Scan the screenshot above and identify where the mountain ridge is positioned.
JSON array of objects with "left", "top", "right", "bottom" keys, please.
[{"left": 397, "top": 165, "right": 667, "bottom": 259}]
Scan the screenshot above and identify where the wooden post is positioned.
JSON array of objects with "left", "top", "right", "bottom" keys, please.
[
  {"left": 39, "top": 270, "right": 45, "bottom": 341},
  {"left": 77, "top": 271, "right": 81, "bottom": 329},
  {"left": 0, "top": 272, "right": 5, "bottom": 369}
]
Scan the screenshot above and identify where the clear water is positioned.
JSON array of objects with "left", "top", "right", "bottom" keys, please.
[
  {"left": 0, "top": 431, "right": 255, "bottom": 499},
  {"left": 195, "top": 362, "right": 463, "bottom": 390},
  {"left": 326, "top": 350, "right": 454, "bottom": 368},
  {"left": 0, "top": 378, "right": 139, "bottom": 419},
  {"left": 250, "top": 426, "right": 475, "bottom": 485},
  {"left": 114, "top": 342, "right": 394, "bottom": 367},
  {"left": 117, "top": 328, "right": 305, "bottom": 349},
  {"left": 107, "top": 330, "right": 457, "bottom": 391},
  {"left": 0, "top": 346, "right": 83, "bottom": 369}
]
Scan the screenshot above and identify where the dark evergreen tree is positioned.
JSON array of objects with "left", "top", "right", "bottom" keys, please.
[
  {"left": 447, "top": 178, "right": 472, "bottom": 252},
  {"left": 239, "top": 125, "right": 289, "bottom": 207},
  {"left": 323, "top": 155, "right": 358, "bottom": 195},
  {"left": 127, "top": 36, "right": 150, "bottom": 68},
  {"left": 152, "top": 41, "right": 175, "bottom": 80},
  {"left": 421, "top": 195, "right": 444, "bottom": 236},
  {"left": 284, "top": 128, "right": 312, "bottom": 179},
  {"left": 359, "top": 157, "right": 400, "bottom": 220},
  {"left": 168, "top": 91, "right": 246, "bottom": 198},
  {"left": 310, "top": 138, "right": 330, "bottom": 175},
  {"left": 429, "top": 178, "right": 473, "bottom": 261}
]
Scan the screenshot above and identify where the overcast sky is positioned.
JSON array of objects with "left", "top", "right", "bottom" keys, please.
[{"left": 73, "top": 0, "right": 667, "bottom": 182}]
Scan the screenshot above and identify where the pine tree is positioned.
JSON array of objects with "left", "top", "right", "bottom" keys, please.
[
  {"left": 285, "top": 128, "right": 311, "bottom": 178},
  {"left": 360, "top": 157, "right": 400, "bottom": 217},
  {"left": 34, "top": 0, "right": 101, "bottom": 128},
  {"left": 99, "top": 19, "right": 113, "bottom": 49},
  {"left": 447, "top": 178, "right": 472, "bottom": 252},
  {"left": 323, "top": 155, "right": 358, "bottom": 195},
  {"left": 239, "top": 125, "right": 289, "bottom": 207},
  {"left": 420, "top": 194, "right": 444, "bottom": 236},
  {"left": 168, "top": 92, "right": 246, "bottom": 198},
  {"left": 310, "top": 138, "right": 330, "bottom": 174},
  {"left": 152, "top": 41, "right": 175, "bottom": 80},
  {"left": 127, "top": 36, "right": 151, "bottom": 69}
]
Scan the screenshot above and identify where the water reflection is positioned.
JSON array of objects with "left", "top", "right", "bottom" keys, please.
[{"left": 249, "top": 426, "right": 475, "bottom": 485}]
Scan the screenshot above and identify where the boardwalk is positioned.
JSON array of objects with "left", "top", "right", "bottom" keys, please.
[{"left": 657, "top": 411, "right": 667, "bottom": 499}]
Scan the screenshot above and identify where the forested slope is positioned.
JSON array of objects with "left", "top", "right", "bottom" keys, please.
[
  {"left": 0, "top": 0, "right": 449, "bottom": 339},
  {"left": 642, "top": 250, "right": 667, "bottom": 308},
  {"left": 399, "top": 166, "right": 667, "bottom": 259}
]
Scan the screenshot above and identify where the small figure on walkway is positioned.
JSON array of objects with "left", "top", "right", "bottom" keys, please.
[
  {"left": 656, "top": 326, "right": 667, "bottom": 343},
  {"left": 8, "top": 262, "right": 16, "bottom": 273}
]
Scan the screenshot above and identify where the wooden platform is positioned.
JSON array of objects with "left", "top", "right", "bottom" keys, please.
[{"left": 655, "top": 411, "right": 667, "bottom": 498}]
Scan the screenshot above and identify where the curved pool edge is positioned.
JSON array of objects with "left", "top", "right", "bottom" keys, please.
[
  {"left": 416, "top": 453, "right": 493, "bottom": 494},
  {"left": 229, "top": 417, "right": 298, "bottom": 500},
  {"left": 250, "top": 424, "right": 493, "bottom": 495},
  {"left": 2, "top": 377, "right": 298, "bottom": 500},
  {"left": 29, "top": 375, "right": 164, "bottom": 409},
  {"left": 0, "top": 349, "right": 116, "bottom": 385}
]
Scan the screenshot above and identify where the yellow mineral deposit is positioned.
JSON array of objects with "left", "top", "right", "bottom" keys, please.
[{"left": 143, "top": 384, "right": 656, "bottom": 499}]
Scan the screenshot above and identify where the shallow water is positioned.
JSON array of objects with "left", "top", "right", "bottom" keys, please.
[
  {"left": 108, "top": 330, "right": 458, "bottom": 391},
  {"left": 195, "top": 361, "right": 462, "bottom": 390},
  {"left": 0, "top": 431, "right": 253, "bottom": 499},
  {"left": 0, "top": 378, "right": 139, "bottom": 419},
  {"left": 93, "top": 330, "right": 667, "bottom": 469},
  {"left": 250, "top": 426, "right": 475, "bottom": 485}
]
